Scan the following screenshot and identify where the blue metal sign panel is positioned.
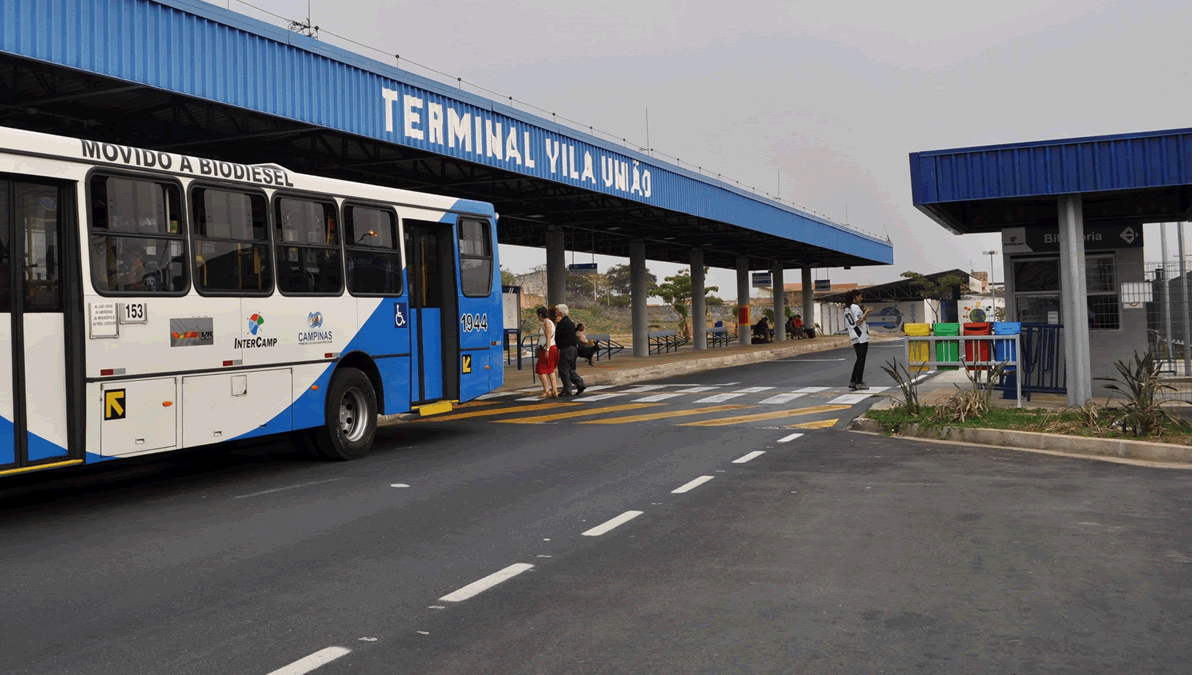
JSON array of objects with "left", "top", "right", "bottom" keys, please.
[
  {"left": 0, "top": 0, "right": 892, "bottom": 265},
  {"left": 910, "top": 129, "right": 1191, "bottom": 206}
]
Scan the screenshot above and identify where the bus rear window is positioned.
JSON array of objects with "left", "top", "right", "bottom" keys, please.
[
  {"left": 89, "top": 175, "right": 187, "bottom": 295},
  {"left": 458, "top": 219, "right": 492, "bottom": 297}
]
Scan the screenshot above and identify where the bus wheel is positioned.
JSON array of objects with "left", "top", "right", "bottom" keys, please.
[{"left": 317, "top": 367, "right": 378, "bottom": 460}]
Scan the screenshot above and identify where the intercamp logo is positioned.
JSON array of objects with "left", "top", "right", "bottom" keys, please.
[{"left": 248, "top": 313, "right": 265, "bottom": 335}]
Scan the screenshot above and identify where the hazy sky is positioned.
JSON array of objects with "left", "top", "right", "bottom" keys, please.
[{"left": 223, "top": 0, "right": 1190, "bottom": 298}]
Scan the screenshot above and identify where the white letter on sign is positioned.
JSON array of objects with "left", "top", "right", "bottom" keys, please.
[
  {"left": 382, "top": 88, "right": 399, "bottom": 133},
  {"left": 404, "top": 95, "right": 425, "bottom": 140}
]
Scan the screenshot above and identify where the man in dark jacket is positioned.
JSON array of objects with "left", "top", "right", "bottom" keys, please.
[{"left": 554, "top": 303, "right": 586, "bottom": 396}]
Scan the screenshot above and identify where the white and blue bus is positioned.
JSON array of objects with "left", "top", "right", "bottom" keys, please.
[{"left": 0, "top": 125, "right": 503, "bottom": 474}]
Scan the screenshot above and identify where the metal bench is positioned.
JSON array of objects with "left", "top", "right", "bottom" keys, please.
[
  {"left": 648, "top": 329, "right": 684, "bottom": 354},
  {"left": 705, "top": 327, "right": 732, "bottom": 347},
  {"left": 583, "top": 333, "right": 624, "bottom": 361}
]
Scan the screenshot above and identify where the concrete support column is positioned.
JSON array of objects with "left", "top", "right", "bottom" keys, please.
[
  {"left": 736, "top": 257, "right": 751, "bottom": 346},
  {"left": 630, "top": 239, "right": 649, "bottom": 357},
  {"left": 1057, "top": 194, "right": 1092, "bottom": 406},
  {"left": 691, "top": 248, "right": 706, "bottom": 350},
  {"left": 801, "top": 266, "right": 814, "bottom": 334},
  {"left": 772, "top": 263, "right": 786, "bottom": 342},
  {"left": 545, "top": 227, "right": 566, "bottom": 308}
]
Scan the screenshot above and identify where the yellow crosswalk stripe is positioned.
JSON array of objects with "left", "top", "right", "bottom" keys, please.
[
  {"left": 579, "top": 404, "right": 748, "bottom": 425},
  {"left": 676, "top": 404, "right": 851, "bottom": 427},
  {"left": 494, "top": 403, "right": 662, "bottom": 424},
  {"left": 420, "top": 402, "right": 581, "bottom": 422},
  {"left": 788, "top": 418, "right": 840, "bottom": 429}
]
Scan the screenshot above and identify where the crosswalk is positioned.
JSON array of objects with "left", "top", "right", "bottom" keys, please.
[{"left": 405, "top": 382, "right": 892, "bottom": 429}]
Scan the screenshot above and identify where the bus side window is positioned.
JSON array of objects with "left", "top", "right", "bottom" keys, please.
[
  {"left": 458, "top": 219, "right": 493, "bottom": 297},
  {"left": 343, "top": 204, "right": 401, "bottom": 296},
  {"left": 190, "top": 187, "right": 270, "bottom": 295},
  {"left": 88, "top": 175, "right": 187, "bottom": 295},
  {"left": 276, "top": 197, "right": 343, "bottom": 296}
]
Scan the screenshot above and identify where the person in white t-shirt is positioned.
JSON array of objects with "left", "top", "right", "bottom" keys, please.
[{"left": 843, "top": 290, "right": 873, "bottom": 390}]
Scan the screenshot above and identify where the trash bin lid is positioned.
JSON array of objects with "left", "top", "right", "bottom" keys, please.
[
  {"left": 992, "top": 321, "right": 1022, "bottom": 335},
  {"left": 903, "top": 323, "right": 931, "bottom": 336},
  {"left": 933, "top": 323, "right": 961, "bottom": 335},
  {"left": 963, "top": 322, "right": 991, "bottom": 334}
]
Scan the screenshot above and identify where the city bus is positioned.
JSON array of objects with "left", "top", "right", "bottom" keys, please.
[{"left": 0, "top": 125, "right": 503, "bottom": 475}]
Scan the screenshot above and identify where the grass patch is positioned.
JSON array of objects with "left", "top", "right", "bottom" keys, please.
[{"left": 865, "top": 404, "right": 1192, "bottom": 446}]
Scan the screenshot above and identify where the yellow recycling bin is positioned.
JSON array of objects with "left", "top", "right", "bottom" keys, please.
[{"left": 903, "top": 323, "right": 931, "bottom": 372}]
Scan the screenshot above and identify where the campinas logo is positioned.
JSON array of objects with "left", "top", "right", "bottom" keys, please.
[{"left": 300, "top": 311, "right": 334, "bottom": 345}]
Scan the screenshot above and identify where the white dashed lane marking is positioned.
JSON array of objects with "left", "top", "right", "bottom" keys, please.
[
  {"left": 235, "top": 478, "right": 343, "bottom": 500},
  {"left": 732, "top": 451, "right": 766, "bottom": 464},
  {"left": 439, "top": 563, "right": 536, "bottom": 602},
  {"left": 759, "top": 393, "right": 805, "bottom": 405},
  {"left": 694, "top": 393, "right": 745, "bottom": 404},
  {"left": 777, "top": 433, "right": 804, "bottom": 443},
  {"left": 671, "top": 476, "right": 715, "bottom": 493},
  {"left": 265, "top": 647, "right": 351, "bottom": 675},
  {"left": 828, "top": 393, "right": 872, "bottom": 404},
  {"left": 634, "top": 393, "right": 684, "bottom": 403},
  {"left": 582, "top": 511, "right": 644, "bottom": 536}
]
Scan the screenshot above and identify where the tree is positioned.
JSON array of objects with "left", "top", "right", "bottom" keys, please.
[
  {"left": 565, "top": 273, "right": 606, "bottom": 304},
  {"left": 500, "top": 268, "right": 517, "bottom": 287},
  {"left": 604, "top": 264, "right": 658, "bottom": 298},
  {"left": 902, "top": 271, "right": 965, "bottom": 321},
  {"left": 652, "top": 268, "right": 721, "bottom": 341}
]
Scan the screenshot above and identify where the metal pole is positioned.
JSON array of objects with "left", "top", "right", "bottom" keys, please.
[
  {"left": 1160, "top": 223, "right": 1174, "bottom": 362},
  {"left": 1177, "top": 221, "right": 1191, "bottom": 376}
]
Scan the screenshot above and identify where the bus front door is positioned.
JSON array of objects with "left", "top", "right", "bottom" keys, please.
[
  {"left": 404, "top": 221, "right": 459, "bottom": 404},
  {"left": 0, "top": 179, "right": 76, "bottom": 472}
]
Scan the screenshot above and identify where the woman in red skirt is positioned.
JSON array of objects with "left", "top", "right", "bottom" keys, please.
[{"left": 534, "top": 306, "right": 560, "bottom": 398}]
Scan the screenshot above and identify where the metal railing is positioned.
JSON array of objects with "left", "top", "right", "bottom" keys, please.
[{"left": 905, "top": 334, "right": 1023, "bottom": 408}]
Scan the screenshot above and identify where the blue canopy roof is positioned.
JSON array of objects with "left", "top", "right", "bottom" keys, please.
[
  {"left": 909, "top": 129, "right": 1191, "bottom": 234},
  {"left": 0, "top": 0, "right": 893, "bottom": 269}
]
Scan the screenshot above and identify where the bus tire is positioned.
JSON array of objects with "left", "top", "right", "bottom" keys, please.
[{"left": 316, "top": 367, "right": 378, "bottom": 461}]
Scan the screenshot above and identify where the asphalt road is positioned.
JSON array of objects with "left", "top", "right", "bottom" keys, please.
[{"left": 0, "top": 342, "right": 1190, "bottom": 674}]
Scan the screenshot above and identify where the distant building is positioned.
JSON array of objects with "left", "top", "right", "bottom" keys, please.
[{"left": 760, "top": 282, "right": 863, "bottom": 306}]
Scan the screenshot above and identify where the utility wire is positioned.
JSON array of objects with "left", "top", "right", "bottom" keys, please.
[{"left": 230, "top": 0, "right": 888, "bottom": 244}]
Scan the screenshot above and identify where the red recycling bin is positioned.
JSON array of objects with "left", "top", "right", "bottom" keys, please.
[{"left": 963, "top": 322, "right": 991, "bottom": 371}]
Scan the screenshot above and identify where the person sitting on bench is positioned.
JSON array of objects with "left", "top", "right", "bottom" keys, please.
[{"left": 576, "top": 321, "right": 599, "bottom": 365}]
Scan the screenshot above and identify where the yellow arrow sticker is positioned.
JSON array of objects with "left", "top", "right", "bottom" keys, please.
[
  {"left": 104, "top": 389, "right": 126, "bottom": 421},
  {"left": 462, "top": 354, "right": 472, "bottom": 374}
]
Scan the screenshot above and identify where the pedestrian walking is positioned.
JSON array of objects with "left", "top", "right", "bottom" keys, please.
[
  {"left": 843, "top": 290, "right": 872, "bottom": 390},
  {"left": 554, "top": 303, "right": 586, "bottom": 396},
  {"left": 534, "top": 307, "right": 560, "bottom": 398}
]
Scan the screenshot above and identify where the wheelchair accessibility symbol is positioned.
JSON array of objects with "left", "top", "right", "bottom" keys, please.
[{"left": 394, "top": 302, "right": 407, "bottom": 328}]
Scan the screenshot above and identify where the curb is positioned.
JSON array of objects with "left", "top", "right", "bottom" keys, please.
[{"left": 847, "top": 417, "right": 1191, "bottom": 464}]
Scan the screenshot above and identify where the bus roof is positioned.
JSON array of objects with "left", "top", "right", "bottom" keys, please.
[{"left": 0, "top": 125, "right": 496, "bottom": 218}]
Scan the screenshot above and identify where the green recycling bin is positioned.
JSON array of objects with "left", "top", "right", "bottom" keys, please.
[{"left": 933, "top": 323, "right": 960, "bottom": 370}]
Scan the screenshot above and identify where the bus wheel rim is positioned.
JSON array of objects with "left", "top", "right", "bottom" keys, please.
[{"left": 339, "top": 388, "right": 369, "bottom": 443}]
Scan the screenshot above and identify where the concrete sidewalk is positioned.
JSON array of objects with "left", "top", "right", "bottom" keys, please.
[{"left": 497, "top": 335, "right": 895, "bottom": 390}]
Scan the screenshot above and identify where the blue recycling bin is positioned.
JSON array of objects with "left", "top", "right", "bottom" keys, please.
[{"left": 992, "top": 322, "right": 1021, "bottom": 370}]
